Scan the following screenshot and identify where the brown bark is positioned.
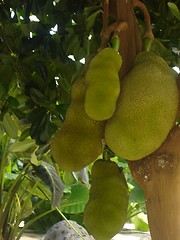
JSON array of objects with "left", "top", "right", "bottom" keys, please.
[
  {"left": 100, "top": 0, "right": 142, "bottom": 77},
  {"left": 109, "top": 0, "right": 142, "bottom": 78}
]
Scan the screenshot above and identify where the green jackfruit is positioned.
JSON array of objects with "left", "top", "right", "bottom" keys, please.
[
  {"left": 85, "top": 48, "right": 122, "bottom": 121},
  {"left": 83, "top": 159, "right": 129, "bottom": 240},
  {"left": 105, "top": 51, "right": 179, "bottom": 160},
  {"left": 50, "top": 79, "right": 104, "bottom": 172}
]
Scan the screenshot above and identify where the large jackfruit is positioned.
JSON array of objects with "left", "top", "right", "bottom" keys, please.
[
  {"left": 105, "top": 51, "right": 179, "bottom": 160},
  {"left": 85, "top": 48, "right": 122, "bottom": 121},
  {"left": 83, "top": 159, "right": 129, "bottom": 240},
  {"left": 50, "top": 79, "right": 104, "bottom": 172}
]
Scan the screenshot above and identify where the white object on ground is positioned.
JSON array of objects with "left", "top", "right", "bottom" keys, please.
[{"left": 42, "top": 220, "right": 95, "bottom": 240}]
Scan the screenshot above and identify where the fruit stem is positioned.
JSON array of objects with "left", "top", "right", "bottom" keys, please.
[
  {"left": 133, "top": 0, "right": 154, "bottom": 41},
  {"left": 143, "top": 38, "right": 153, "bottom": 51},
  {"left": 103, "top": 150, "right": 110, "bottom": 161},
  {"left": 99, "top": 21, "right": 128, "bottom": 50},
  {"left": 111, "top": 34, "right": 120, "bottom": 52},
  {"left": 56, "top": 208, "right": 87, "bottom": 240}
]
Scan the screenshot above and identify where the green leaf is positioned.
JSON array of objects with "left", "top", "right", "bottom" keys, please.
[
  {"left": 32, "top": 161, "right": 64, "bottom": 207},
  {"left": 19, "top": 128, "right": 31, "bottom": 141},
  {"left": 21, "top": 177, "right": 51, "bottom": 200},
  {"left": 4, "top": 173, "right": 18, "bottom": 181},
  {"left": 63, "top": 172, "right": 76, "bottom": 186},
  {"left": 131, "top": 213, "right": 149, "bottom": 231},
  {"left": 0, "top": 64, "right": 14, "bottom": 93},
  {"left": 30, "top": 150, "right": 41, "bottom": 166},
  {"left": 9, "top": 138, "right": 36, "bottom": 152},
  {"left": 150, "top": 39, "right": 174, "bottom": 63},
  {"left": 2, "top": 113, "right": 19, "bottom": 139},
  {"left": 168, "top": 2, "right": 180, "bottom": 20},
  {"left": 8, "top": 96, "right": 20, "bottom": 109},
  {"left": 30, "top": 88, "right": 50, "bottom": 107},
  {"left": 130, "top": 180, "right": 145, "bottom": 203},
  {"left": 84, "top": 6, "right": 102, "bottom": 32},
  {"left": 60, "top": 184, "right": 89, "bottom": 214},
  {"left": 0, "top": 83, "right": 6, "bottom": 98},
  {"left": 20, "top": 198, "right": 34, "bottom": 219}
]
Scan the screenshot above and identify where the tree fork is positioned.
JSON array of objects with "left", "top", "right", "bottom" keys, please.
[{"left": 128, "top": 123, "right": 180, "bottom": 239}]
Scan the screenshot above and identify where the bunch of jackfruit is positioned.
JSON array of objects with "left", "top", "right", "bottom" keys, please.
[
  {"left": 50, "top": 48, "right": 179, "bottom": 240},
  {"left": 51, "top": 49, "right": 178, "bottom": 168}
]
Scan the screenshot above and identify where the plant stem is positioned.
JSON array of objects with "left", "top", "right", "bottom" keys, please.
[
  {"left": 0, "top": 164, "right": 30, "bottom": 238},
  {"left": 56, "top": 208, "right": 87, "bottom": 240},
  {"left": 133, "top": 0, "right": 154, "bottom": 40},
  {"left": 8, "top": 179, "right": 41, "bottom": 240},
  {"left": 16, "top": 208, "right": 56, "bottom": 240},
  {"left": 0, "top": 134, "right": 9, "bottom": 206},
  {"left": 111, "top": 35, "right": 120, "bottom": 52}
]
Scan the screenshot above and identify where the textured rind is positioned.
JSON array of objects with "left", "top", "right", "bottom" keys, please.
[
  {"left": 83, "top": 160, "right": 129, "bottom": 240},
  {"left": 50, "top": 79, "right": 104, "bottom": 172},
  {"left": 85, "top": 48, "right": 122, "bottom": 121},
  {"left": 105, "top": 51, "right": 179, "bottom": 160}
]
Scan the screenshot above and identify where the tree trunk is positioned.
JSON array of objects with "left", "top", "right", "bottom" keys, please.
[{"left": 128, "top": 123, "right": 180, "bottom": 239}]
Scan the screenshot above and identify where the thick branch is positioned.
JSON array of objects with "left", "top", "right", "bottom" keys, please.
[
  {"left": 109, "top": 0, "right": 142, "bottom": 77},
  {"left": 128, "top": 124, "right": 180, "bottom": 240},
  {"left": 133, "top": 0, "right": 154, "bottom": 40}
]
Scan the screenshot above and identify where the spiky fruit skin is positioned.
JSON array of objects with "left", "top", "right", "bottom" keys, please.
[
  {"left": 83, "top": 160, "right": 129, "bottom": 240},
  {"left": 50, "top": 79, "right": 104, "bottom": 172},
  {"left": 85, "top": 48, "right": 122, "bottom": 121},
  {"left": 105, "top": 51, "right": 179, "bottom": 160}
]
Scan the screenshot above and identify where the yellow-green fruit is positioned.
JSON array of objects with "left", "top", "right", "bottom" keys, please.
[
  {"left": 105, "top": 51, "right": 179, "bottom": 160},
  {"left": 85, "top": 47, "right": 122, "bottom": 121},
  {"left": 50, "top": 79, "right": 104, "bottom": 172},
  {"left": 83, "top": 160, "right": 129, "bottom": 240}
]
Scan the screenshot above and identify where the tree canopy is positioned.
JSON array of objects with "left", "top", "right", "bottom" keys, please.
[{"left": 0, "top": 0, "right": 179, "bottom": 148}]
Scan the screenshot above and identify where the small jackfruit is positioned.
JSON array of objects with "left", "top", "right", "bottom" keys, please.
[
  {"left": 50, "top": 79, "right": 104, "bottom": 172},
  {"left": 83, "top": 159, "right": 129, "bottom": 240},
  {"left": 85, "top": 48, "right": 122, "bottom": 121},
  {"left": 105, "top": 51, "right": 179, "bottom": 160}
]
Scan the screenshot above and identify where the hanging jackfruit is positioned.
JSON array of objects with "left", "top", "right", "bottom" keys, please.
[
  {"left": 85, "top": 48, "right": 122, "bottom": 121},
  {"left": 50, "top": 79, "right": 104, "bottom": 172},
  {"left": 105, "top": 51, "right": 179, "bottom": 160},
  {"left": 83, "top": 159, "right": 129, "bottom": 240}
]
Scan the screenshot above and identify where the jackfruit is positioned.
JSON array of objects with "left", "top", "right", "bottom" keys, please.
[
  {"left": 105, "top": 51, "right": 179, "bottom": 160},
  {"left": 83, "top": 159, "right": 129, "bottom": 240},
  {"left": 50, "top": 79, "right": 104, "bottom": 172},
  {"left": 85, "top": 48, "right": 122, "bottom": 121}
]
